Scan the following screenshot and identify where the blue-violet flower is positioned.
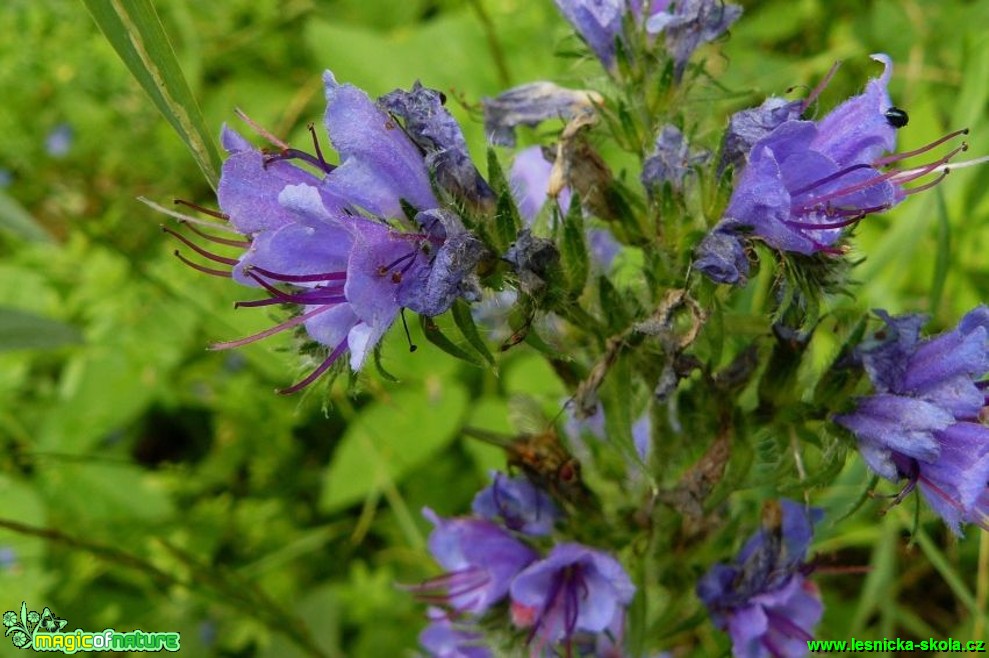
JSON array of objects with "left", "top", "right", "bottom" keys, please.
[
  {"left": 835, "top": 308, "right": 989, "bottom": 534},
  {"left": 697, "top": 500, "right": 823, "bottom": 658},
  {"left": 412, "top": 508, "right": 538, "bottom": 615},
  {"left": 509, "top": 543, "right": 635, "bottom": 651},
  {"left": 471, "top": 471, "right": 561, "bottom": 536},
  {"left": 169, "top": 70, "right": 484, "bottom": 392},
  {"left": 696, "top": 54, "right": 969, "bottom": 284}
]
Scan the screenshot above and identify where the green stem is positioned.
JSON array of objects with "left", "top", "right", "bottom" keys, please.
[{"left": 466, "top": 0, "right": 512, "bottom": 88}]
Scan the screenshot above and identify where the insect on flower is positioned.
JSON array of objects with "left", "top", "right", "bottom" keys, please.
[{"left": 462, "top": 426, "right": 593, "bottom": 507}]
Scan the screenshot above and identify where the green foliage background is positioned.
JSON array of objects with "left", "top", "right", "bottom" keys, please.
[{"left": 1, "top": 0, "right": 988, "bottom": 655}]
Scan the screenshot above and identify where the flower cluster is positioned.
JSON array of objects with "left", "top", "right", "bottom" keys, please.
[
  {"left": 413, "top": 473, "right": 634, "bottom": 656},
  {"left": 156, "top": 0, "right": 989, "bottom": 654},
  {"left": 835, "top": 308, "right": 989, "bottom": 534}
]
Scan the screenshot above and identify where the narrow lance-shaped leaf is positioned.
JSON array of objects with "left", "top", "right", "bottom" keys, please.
[
  {"left": 80, "top": 0, "right": 221, "bottom": 189},
  {"left": 0, "top": 191, "right": 53, "bottom": 243},
  {"left": 451, "top": 298, "right": 495, "bottom": 367},
  {"left": 561, "top": 196, "right": 589, "bottom": 298},
  {"left": 486, "top": 147, "right": 522, "bottom": 253},
  {"left": 0, "top": 307, "right": 83, "bottom": 352},
  {"left": 419, "top": 316, "right": 484, "bottom": 367}
]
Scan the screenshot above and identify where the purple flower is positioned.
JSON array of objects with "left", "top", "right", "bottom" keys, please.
[
  {"left": 693, "top": 228, "right": 749, "bottom": 284},
  {"left": 835, "top": 308, "right": 989, "bottom": 534},
  {"left": 509, "top": 146, "right": 572, "bottom": 222},
  {"left": 171, "top": 70, "right": 484, "bottom": 392},
  {"left": 419, "top": 609, "right": 494, "bottom": 658},
  {"left": 509, "top": 543, "right": 635, "bottom": 650},
  {"left": 645, "top": 0, "right": 742, "bottom": 80},
  {"left": 483, "top": 82, "right": 602, "bottom": 147},
  {"left": 641, "top": 124, "right": 710, "bottom": 193},
  {"left": 412, "top": 508, "right": 538, "bottom": 615},
  {"left": 553, "top": 0, "right": 628, "bottom": 69},
  {"left": 321, "top": 71, "right": 439, "bottom": 217},
  {"left": 472, "top": 471, "right": 561, "bottom": 536},
  {"left": 719, "top": 97, "right": 804, "bottom": 175},
  {"left": 696, "top": 54, "right": 968, "bottom": 280},
  {"left": 379, "top": 82, "right": 495, "bottom": 213},
  {"left": 697, "top": 500, "right": 823, "bottom": 658}
]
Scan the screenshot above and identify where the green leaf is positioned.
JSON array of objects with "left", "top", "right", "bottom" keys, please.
[
  {"left": 0, "top": 191, "right": 52, "bottom": 243},
  {"left": 80, "top": 0, "right": 221, "bottom": 189},
  {"left": 320, "top": 383, "right": 469, "bottom": 512},
  {"left": 561, "top": 199, "right": 589, "bottom": 298},
  {"left": 451, "top": 299, "right": 495, "bottom": 367},
  {"left": 0, "top": 307, "right": 82, "bottom": 352},
  {"left": 419, "top": 315, "right": 484, "bottom": 367},
  {"left": 487, "top": 148, "right": 522, "bottom": 253}
]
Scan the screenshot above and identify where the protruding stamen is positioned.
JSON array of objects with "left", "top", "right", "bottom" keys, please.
[
  {"left": 174, "top": 198, "right": 228, "bottom": 220},
  {"left": 307, "top": 122, "right": 334, "bottom": 172},
  {"left": 235, "top": 108, "right": 290, "bottom": 150},
  {"left": 244, "top": 271, "right": 345, "bottom": 306},
  {"left": 874, "top": 128, "right": 969, "bottom": 166},
  {"left": 181, "top": 221, "right": 250, "bottom": 247},
  {"left": 173, "top": 250, "right": 231, "bottom": 277},
  {"left": 210, "top": 304, "right": 334, "bottom": 351},
  {"left": 799, "top": 60, "right": 842, "bottom": 114},
  {"left": 162, "top": 226, "right": 238, "bottom": 265},
  {"left": 139, "top": 197, "right": 236, "bottom": 232},
  {"left": 887, "top": 143, "right": 967, "bottom": 184},
  {"left": 791, "top": 163, "right": 875, "bottom": 198},
  {"left": 263, "top": 148, "right": 334, "bottom": 174},
  {"left": 785, "top": 205, "right": 889, "bottom": 231},
  {"left": 902, "top": 169, "right": 950, "bottom": 195},
  {"left": 247, "top": 265, "right": 346, "bottom": 283}
]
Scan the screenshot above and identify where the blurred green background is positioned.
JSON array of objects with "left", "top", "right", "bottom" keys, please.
[{"left": 1, "top": 0, "right": 988, "bottom": 655}]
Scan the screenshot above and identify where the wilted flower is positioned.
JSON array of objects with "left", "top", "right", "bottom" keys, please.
[
  {"left": 509, "top": 543, "right": 635, "bottom": 651},
  {"left": 645, "top": 0, "right": 742, "bottom": 80},
  {"left": 168, "top": 71, "right": 485, "bottom": 392},
  {"left": 419, "top": 608, "right": 494, "bottom": 658},
  {"left": 641, "top": 124, "right": 709, "bottom": 193},
  {"left": 471, "top": 471, "right": 561, "bottom": 536},
  {"left": 410, "top": 508, "right": 538, "bottom": 615},
  {"left": 696, "top": 54, "right": 970, "bottom": 283},
  {"left": 719, "top": 97, "right": 804, "bottom": 175},
  {"left": 697, "top": 500, "right": 823, "bottom": 658},
  {"left": 693, "top": 228, "right": 750, "bottom": 284},
  {"left": 483, "top": 82, "right": 603, "bottom": 147},
  {"left": 835, "top": 307, "right": 989, "bottom": 534},
  {"left": 379, "top": 82, "right": 495, "bottom": 213}
]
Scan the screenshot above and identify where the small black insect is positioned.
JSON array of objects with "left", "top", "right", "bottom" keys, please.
[{"left": 885, "top": 106, "right": 909, "bottom": 128}]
